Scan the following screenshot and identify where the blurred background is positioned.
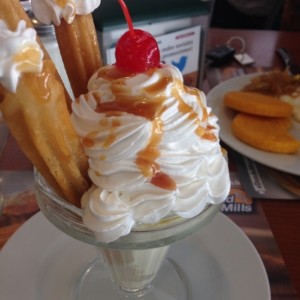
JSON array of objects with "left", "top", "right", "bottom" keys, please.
[
  {"left": 91, "top": 0, "right": 300, "bottom": 88},
  {"left": 21, "top": 0, "right": 300, "bottom": 88},
  {"left": 210, "top": 0, "right": 300, "bottom": 31}
]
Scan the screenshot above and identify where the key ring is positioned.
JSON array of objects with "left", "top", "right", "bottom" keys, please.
[{"left": 226, "top": 36, "right": 246, "bottom": 54}]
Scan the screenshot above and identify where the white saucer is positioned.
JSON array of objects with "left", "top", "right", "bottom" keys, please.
[{"left": 0, "top": 212, "right": 270, "bottom": 300}]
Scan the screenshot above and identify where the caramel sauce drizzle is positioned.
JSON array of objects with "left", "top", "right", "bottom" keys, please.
[
  {"left": 14, "top": 47, "right": 41, "bottom": 73},
  {"left": 86, "top": 66, "right": 216, "bottom": 190},
  {"left": 55, "top": 0, "right": 71, "bottom": 8},
  {"left": 202, "top": 123, "right": 218, "bottom": 142},
  {"left": 135, "top": 119, "right": 176, "bottom": 191},
  {"left": 83, "top": 136, "right": 95, "bottom": 148},
  {"left": 23, "top": 60, "right": 54, "bottom": 102},
  {"left": 82, "top": 116, "right": 121, "bottom": 149},
  {"left": 103, "top": 119, "right": 119, "bottom": 148},
  {"left": 54, "top": 0, "right": 76, "bottom": 19}
]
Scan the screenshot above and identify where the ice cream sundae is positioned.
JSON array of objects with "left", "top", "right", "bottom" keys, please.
[
  {"left": 0, "top": 0, "right": 230, "bottom": 243},
  {"left": 0, "top": 0, "right": 231, "bottom": 297}
]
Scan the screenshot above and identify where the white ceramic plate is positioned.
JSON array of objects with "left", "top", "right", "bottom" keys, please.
[
  {"left": 207, "top": 74, "right": 300, "bottom": 175},
  {"left": 0, "top": 212, "right": 270, "bottom": 300}
]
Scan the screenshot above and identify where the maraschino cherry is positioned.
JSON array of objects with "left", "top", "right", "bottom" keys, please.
[{"left": 115, "top": 0, "right": 160, "bottom": 73}]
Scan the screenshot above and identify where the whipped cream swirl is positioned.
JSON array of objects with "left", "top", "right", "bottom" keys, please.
[
  {"left": 31, "top": 0, "right": 101, "bottom": 26},
  {"left": 0, "top": 20, "right": 44, "bottom": 93},
  {"left": 72, "top": 64, "right": 230, "bottom": 243}
]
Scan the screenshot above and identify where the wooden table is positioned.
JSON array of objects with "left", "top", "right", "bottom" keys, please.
[
  {"left": 205, "top": 28, "right": 300, "bottom": 297},
  {"left": 207, "top": 28, "right": 300, "bottom": 69}
]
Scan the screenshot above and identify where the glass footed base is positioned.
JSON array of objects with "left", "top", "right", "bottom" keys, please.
[{"left": 74, "top": 258, "right": 191, "bottom": 300}]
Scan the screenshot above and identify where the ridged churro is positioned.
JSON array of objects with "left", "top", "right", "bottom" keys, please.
[
  {"left": 1, "top": 61, "right": 90, "bottom": 206},
  {"left": 31, "top": 0, "right": 102, "bottom": 98},
  {"left": 0, "top": 9, "right": 89, "bottom": 206},
  {"left": 55, "top": 15, "right": 102, "bottom": 98},
  {"left": 0, "top": 0, "right": 33, "bottom": 35},
  {"left": 0, "top": 0, "right": 73, "bottom": 108}
]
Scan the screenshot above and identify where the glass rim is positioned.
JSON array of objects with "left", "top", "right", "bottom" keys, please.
[
  {"left": 34, "top": 169, "right": 220, "bottom": 231},
  {"left": 34, "top": 169, "right": 222, "bottom": 248}
]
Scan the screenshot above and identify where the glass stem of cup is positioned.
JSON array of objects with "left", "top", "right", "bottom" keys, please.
[{"left": 96, "top": 245, "right": 170, "bottom": 297}]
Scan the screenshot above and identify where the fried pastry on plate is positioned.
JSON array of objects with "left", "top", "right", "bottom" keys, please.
[
  {"left": 242, "top": 70, "right": 300, "bottom": 122},
  {"left": 232, "top": 113, "right": 299, "bottom": 154},
  {"left": 224, "top": 91, "right": 293, "bottom": 118}
]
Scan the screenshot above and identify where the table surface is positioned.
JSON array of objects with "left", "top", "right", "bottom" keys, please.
[
  {"left": 205, "top": 28, "right": 300, "bottom": 298},
  {"left": 0, "top": 28, "right": 300, "bottom": 298}
]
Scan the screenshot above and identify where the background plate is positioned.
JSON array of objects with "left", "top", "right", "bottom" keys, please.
[{"left": 207, "top": 74, "right": 300, "bottom": 175}]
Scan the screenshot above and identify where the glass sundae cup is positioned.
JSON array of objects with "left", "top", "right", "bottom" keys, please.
[{"left": 35, "top": 170, "right": 222, "bottom": 299}]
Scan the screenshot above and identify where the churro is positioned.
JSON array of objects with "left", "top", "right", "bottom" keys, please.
[
  {"left": 1, "top": 61, "right": 90, "bottom": 206},
  {"left": 0, "top": 10, "right": 89, "bottom": 206},
  {"left": 0, "top": 0, "right": 73, "bottom": 108},
  {"left": 31, "top": 0, "right": 102, "bottom": 98},
  {"left": 55, "top": 15, "right": 102, "bottom": 98}
]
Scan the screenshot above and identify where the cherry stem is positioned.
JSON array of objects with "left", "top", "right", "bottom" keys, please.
[{"left": 118, "top": 0, "right": 135, "bottom": 37}]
